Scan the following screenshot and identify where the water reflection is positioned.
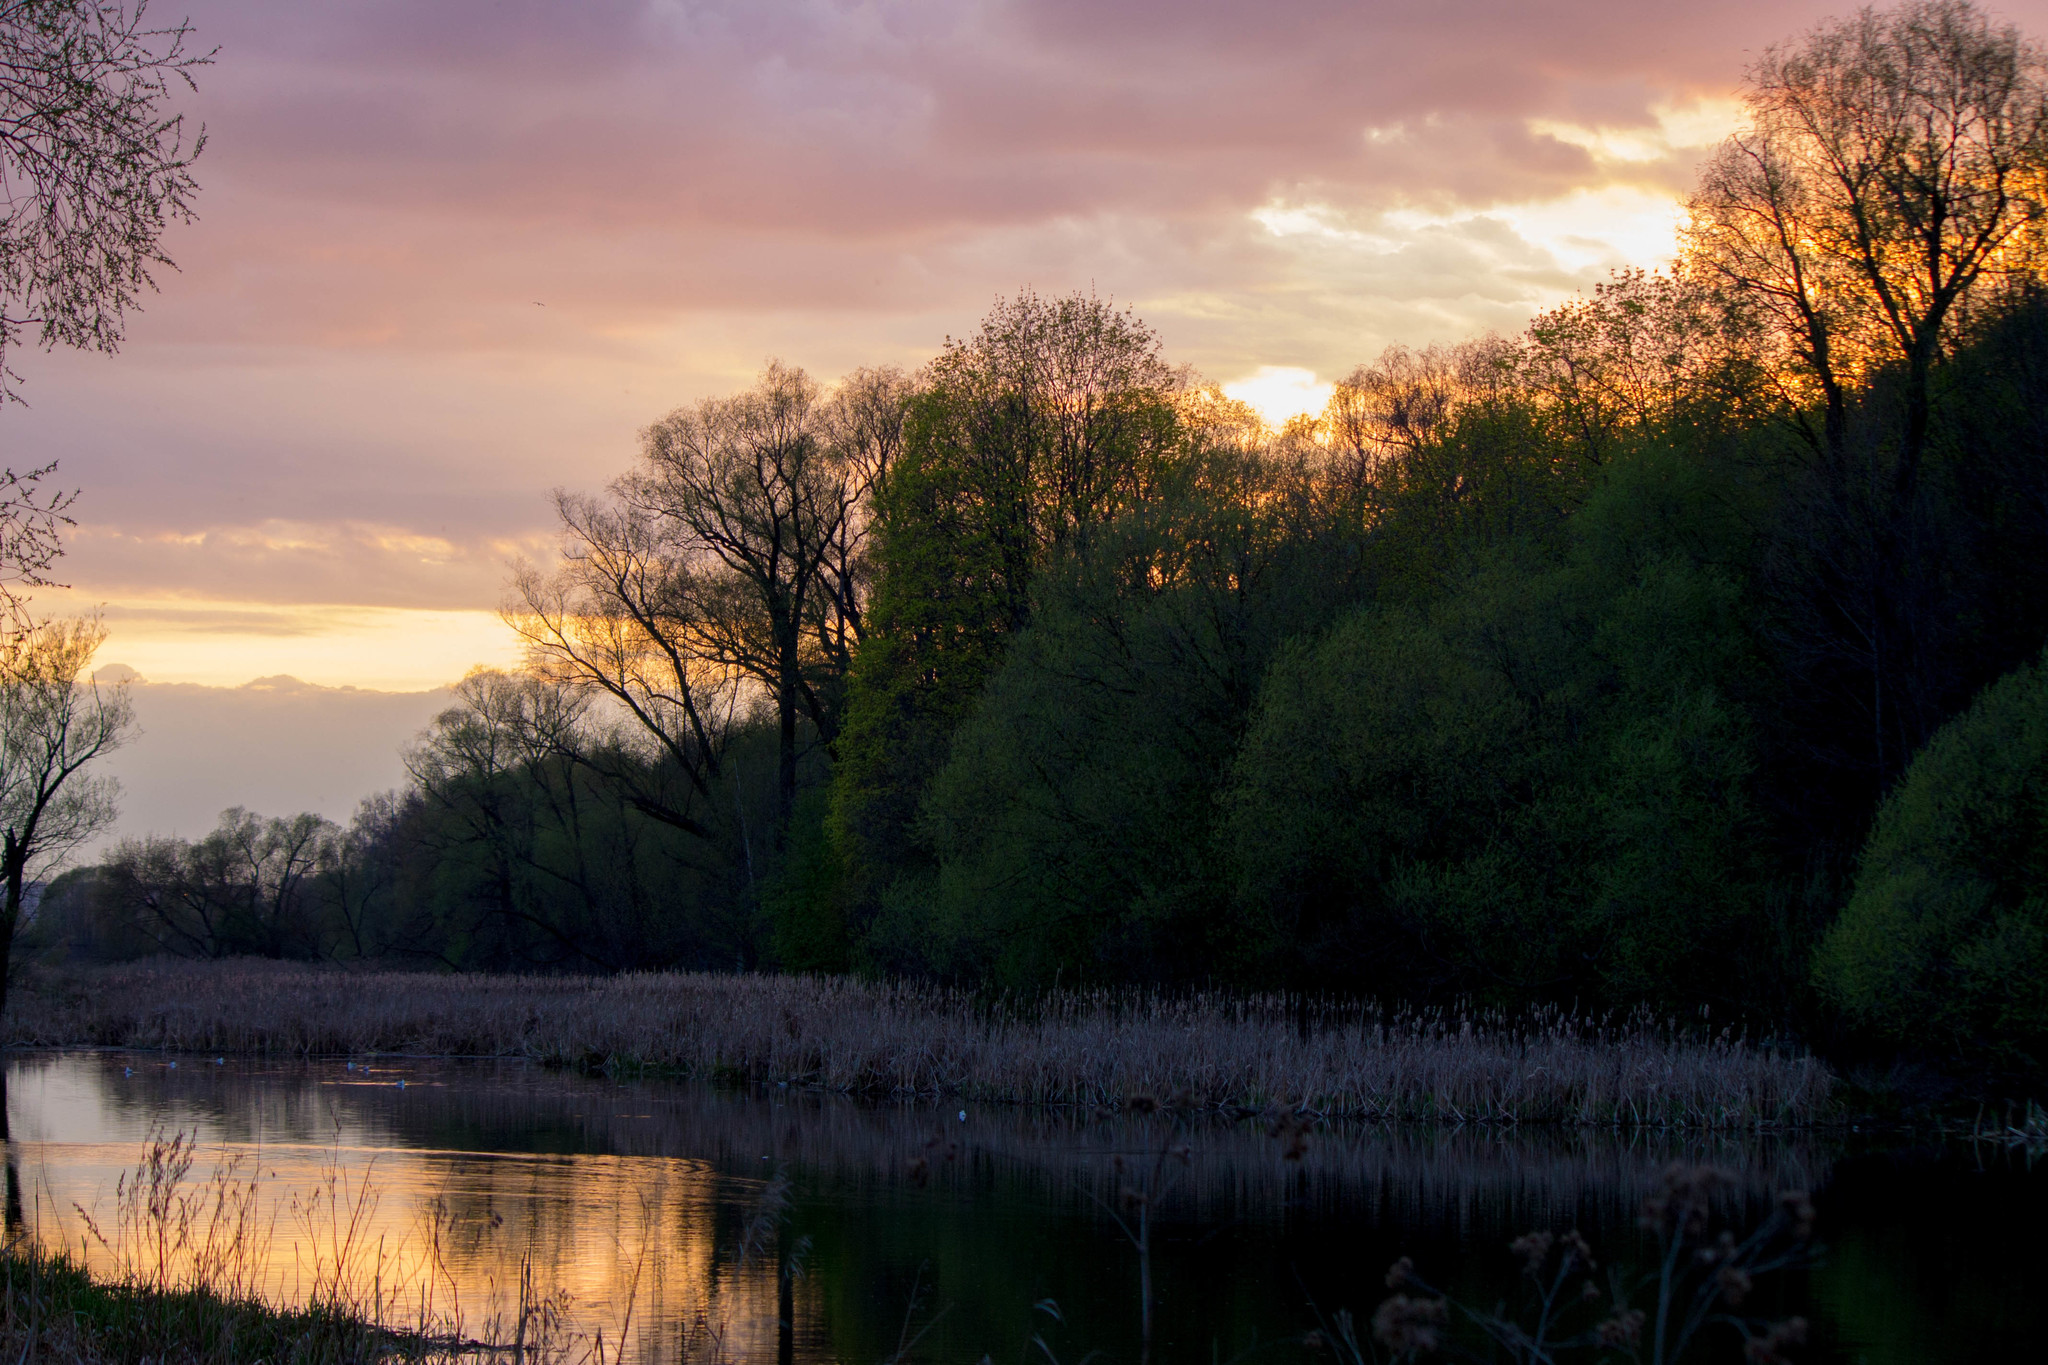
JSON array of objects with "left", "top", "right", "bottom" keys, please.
[{"left": 0, "top": 1051, "right": 2038, "bottom": 1363}]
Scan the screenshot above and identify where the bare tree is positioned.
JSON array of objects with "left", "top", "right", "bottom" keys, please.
[
  {"left": 510, "top": 494, "right": 743, "bottom": 840},
  {"left": 630, "top": 361, "right": 874, "bottom": 818},
  {"left": 0, "top": 614, "right": 132, "bottom": 1016},
  {"left": 2, "top": 0, "right": 208, "bottom": 399},
  {"left": 811, "top": 365, "right": 911, "bottom": 700},
  {"left": 517, "top": 363, "right": 909, "bottom": 831},
  {"left": 1684, "top": 0, "right": 2048, "bottom": 472}
]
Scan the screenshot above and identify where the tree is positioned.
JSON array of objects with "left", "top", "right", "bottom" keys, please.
[
  {"left": 1, "top": 2, "right": 207, "bottom": 620},
  {"left": 1816, "top": 645, "right": 2048, "bottom": 1071},
  {"left": 0, "top": 615, "right": 132, "bottom": 1017},
  {"left": 517, "top": 364, "right": 907, "bottom": 836},
  {"left": 1683, "top": 0, "right": 2048, "bottom": 470},
  {"left": 828, "top": 292, "right": 1182, "bottom": 922},
  {"left": 1685, "top": 0, "right": 2048, "bottom": 793},
  {"left": 2, "top": 0, "right": 207, "bottom": 400},
  {"left": 630, "top": 362, "right": 901, "bottom": 819}
]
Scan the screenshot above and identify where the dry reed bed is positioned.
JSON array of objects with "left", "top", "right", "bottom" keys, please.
[{"left": 8, "top": 962, "right": 1833, "bottom": 1126}]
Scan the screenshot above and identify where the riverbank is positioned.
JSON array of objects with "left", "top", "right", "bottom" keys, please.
[
  {"left": 4, "top": 961, "right": 1830, "bottom": 1126},
  {"left": 0, "top": 1242, "right": 444, "bottom": 1364}
]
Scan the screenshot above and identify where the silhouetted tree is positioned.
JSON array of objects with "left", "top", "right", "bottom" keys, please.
[{"left": 0, "top": 616, "right": 130, "bottom": 1016}]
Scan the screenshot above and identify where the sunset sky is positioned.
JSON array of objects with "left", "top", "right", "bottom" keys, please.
[{"left": 14, "top": 0, "right": 2048, "bottom": 835}]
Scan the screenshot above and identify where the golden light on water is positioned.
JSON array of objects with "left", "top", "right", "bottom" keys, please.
[{"left": 3, "top": 1062, "right": 818, "bottom": 1364}]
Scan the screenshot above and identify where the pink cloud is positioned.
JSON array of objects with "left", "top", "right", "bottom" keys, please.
[{"left": 15, "top": 0, "right": 2048, "bottom": 628}]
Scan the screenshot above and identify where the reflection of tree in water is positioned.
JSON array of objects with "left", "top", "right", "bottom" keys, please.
[
  {"left": 2, "top": 1070, "right": 22, "bottom": 1235},
  {"left": 406, "top": 1151, "right": 822, "bottom": 1365},
  {"left": 1, "top": 1051, "right": 1838, "bottom": 1365}
]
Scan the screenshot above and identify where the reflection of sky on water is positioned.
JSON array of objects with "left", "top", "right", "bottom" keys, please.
[
  {"left": 0, "top": 1049, "right": 1832, "bottom": 1363},
  {"left": 2, "top": 1053, "right": 816, "bottom": 1362},
  {"left": 13, "top": 1049, "right": 2026, "bottom": 1365}
]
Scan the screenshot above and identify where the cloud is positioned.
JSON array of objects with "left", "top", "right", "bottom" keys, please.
[
  {"left": 14, "top": 0, "right": 2048, "bottom": 689},
  {"left": 149, "top": 0, "right": 1868, "bottom": 354}
]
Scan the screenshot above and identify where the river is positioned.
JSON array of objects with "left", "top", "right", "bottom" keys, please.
[{"left": 0, "top": 1050, "right": 2037, "bottom": 1362}]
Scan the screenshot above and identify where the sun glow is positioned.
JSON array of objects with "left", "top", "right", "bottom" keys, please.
[
  {"left": 41, "top": 592, "right": 527, "bottom": 692},
  {"left": 1222, "top": 366, "right": 1335, "bottom": 428}
]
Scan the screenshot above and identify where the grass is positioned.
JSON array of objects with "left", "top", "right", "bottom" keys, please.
[
  {"left": 0, "top": 1242, "right": 435, "bottom": 1364},
  {"left": 0, "top": 1129, "right": 591, "bottom": 1365},
  {"left": 7, "top": 960, "right": 1832, "bottom": 1126}
]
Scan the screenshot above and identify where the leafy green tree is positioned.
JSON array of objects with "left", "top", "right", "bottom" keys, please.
[
  {"left": 913, "top": 431, "right": 1361, "bottom": 985},
  {"left": 1816, "top": 646, "right": 2048, "bottom": 1068},
  {"left": 827, "top": 291, "right": 1183, "bottom": 957},
  {"left": 1225, "top": 433, "right": 1772, "bottom": 1005}
]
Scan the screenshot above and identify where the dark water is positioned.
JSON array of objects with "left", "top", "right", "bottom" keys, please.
[{"left": 0, "top": 1050, "right": 2038, "bottom": 1363}]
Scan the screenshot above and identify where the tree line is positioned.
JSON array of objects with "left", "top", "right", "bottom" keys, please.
[{"left": 34, "top": 0, "right": 2048, "bottom": 1074}]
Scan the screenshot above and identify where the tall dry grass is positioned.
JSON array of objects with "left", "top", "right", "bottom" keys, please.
[
  {"left": 0, "top": 1120, "right": 776, "bottom": 1364},
  {"left": 3, "top": 1130, "right": 608, "bottom": 1364},
  {"left": 7, "top": 961, "right": 1832, "bottom": 1125}
]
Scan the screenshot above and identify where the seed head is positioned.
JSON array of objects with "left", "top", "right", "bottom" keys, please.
[
  {"left": 1371, "top": 1294, "right": 1447, "bottom": 1356},
  {"left": 1595, "top": 1310, "right": 1645, "bottom": 1348},
  {"left": 1777, "top": 1190, "right": 1816, "bottom": 1240},
  {"left": 1745, "top": 1317, "right": 1808, "bottom": 1363},
  {"left": 1509, "top": 1231, "right": 1553, "bottom": 1276}
]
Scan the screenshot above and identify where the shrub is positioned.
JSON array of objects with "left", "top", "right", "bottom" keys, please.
[{"left": 1816, "top": 646, "right": 2048, "bottom": 1068}]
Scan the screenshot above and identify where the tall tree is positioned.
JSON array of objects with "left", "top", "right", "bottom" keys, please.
[
  {"left": 0, "top": 616, "right": 131, "bottom": 1017},
  {"left": 1684, "top": 0, "right": 2048, "bottom": 471},
  {"left": 828, "top": 291, "right": 1183, "bottom": 931},
  {"left": 630, "top": 362, "right": 900, "bottom": 819},
  {"left": 517, "top": 363, "right": 906, "bottom": 835},
  {"left": 1685, "top": 0, "right": 2048, "bottom": 791}
]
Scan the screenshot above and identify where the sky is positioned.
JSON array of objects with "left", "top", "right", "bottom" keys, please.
[{"left": 13, "top": 0, "right": 2048, "bottom": 839}]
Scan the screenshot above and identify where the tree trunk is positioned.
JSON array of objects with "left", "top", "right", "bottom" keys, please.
[
  {"left": 0, "top": 828, "right": 21, "bottom": 1028},
  {"left": 776, "top": 625, "right": 800, "bottom": 831}
]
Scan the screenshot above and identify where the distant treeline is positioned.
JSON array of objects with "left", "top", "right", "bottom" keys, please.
[{"left": 34, "top": 2, "right": 2048, "bottom": 1076}]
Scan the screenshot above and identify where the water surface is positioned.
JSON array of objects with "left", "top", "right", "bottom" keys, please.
[{"left": 1, "top": 1050, "right": 2037, "bottom": 1362}]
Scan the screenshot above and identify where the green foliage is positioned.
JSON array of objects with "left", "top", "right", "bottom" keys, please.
[
  {"left": 0, "top": 1244, "right": 418, "bottom": 1365},
  {"left": 1816, "top": 647, "right": 2048, "bottom": 1065},
  {"left": 828, "top": 291, "right": 1184, "bottom": 928},
  {"left": 913, "top": 439, "right": 1360, "bottom": 984},
  {"left": 45, "top": 259, "right": 2048, "bottom": 1067},
  {"left": 1225, "top": 437, "right": 1772, "bottom": 1004},
  {"left": 766, "top": 788, "right": 850, "bottom": 973}
]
